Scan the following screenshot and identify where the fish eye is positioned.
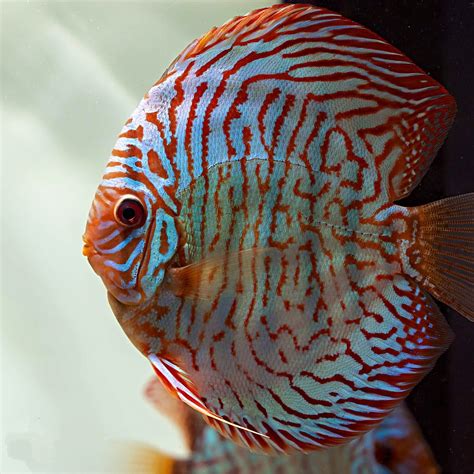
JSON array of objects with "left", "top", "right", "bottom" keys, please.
[{"left": 114, "top": 195, "right": 146, "bottom": 228}]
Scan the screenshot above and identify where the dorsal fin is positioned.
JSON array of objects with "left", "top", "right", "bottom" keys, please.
[
  {"left": 180, "top": 5, "right": 311, "bottom": 61},
  {"left": 153, "top": 3, "right": 455, "bottom": 202}
]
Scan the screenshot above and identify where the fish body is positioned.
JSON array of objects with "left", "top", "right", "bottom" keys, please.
[
  {"left": 119, "top": 379, "right": 439, "bottom": 474},
  {"left": 84, "top": 4, "right": 473, "bottom": 453}
]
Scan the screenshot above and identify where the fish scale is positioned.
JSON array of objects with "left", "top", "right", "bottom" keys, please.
[
  {"left": 84, "top": 4, "right": 473, "bottom": 454},
  {"left": 112, "top": 159, "right": 451, "bottom": 451}
]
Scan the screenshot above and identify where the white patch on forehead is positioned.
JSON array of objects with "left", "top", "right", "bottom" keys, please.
[
  {"left": 129, "top": 78, "right": 178, "bottom": 147},
  {"left": 145, "top": 78, "right": 177, "bottom": 113}
]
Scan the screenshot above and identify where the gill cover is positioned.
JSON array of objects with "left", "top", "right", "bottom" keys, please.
[{"left": 84, "top": 116, "right": 181, "bottom": 305}]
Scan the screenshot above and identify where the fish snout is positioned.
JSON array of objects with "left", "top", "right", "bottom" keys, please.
[
  {"left": 82, "top": 243, "right": 94, "bottom": 258},
  {"left": 82, "top": 234, "right": 95, "bottom": 258}
]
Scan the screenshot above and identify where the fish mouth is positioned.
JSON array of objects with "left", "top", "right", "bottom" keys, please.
[
  {"left": 82, "top": 234, "right": 94, "bottom": 257},
  {"left": 82, "top": 243, "right": 93, "bottom": 257}
]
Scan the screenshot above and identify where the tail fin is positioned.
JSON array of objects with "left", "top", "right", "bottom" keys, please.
[
  {"left": 409, "top": 193, "right": 474, "bottom": 320},
  {"left": 109, "top": 441, "right": 178, "bottom": 474}
]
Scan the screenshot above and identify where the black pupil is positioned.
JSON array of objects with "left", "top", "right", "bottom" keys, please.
[
  {"left": 117, "top": 199, "right": 144, "bottom": 227},
  {"left": 122, "top": 206, "right": 136, "bottom": 222}
]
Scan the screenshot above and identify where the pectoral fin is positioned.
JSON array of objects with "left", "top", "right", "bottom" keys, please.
[{"left": 168, "top": 247, "right": 275, "bottom": 300}]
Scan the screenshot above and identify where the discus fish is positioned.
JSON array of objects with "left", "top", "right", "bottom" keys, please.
[
  {"left": 83, "top": 4, "right": 474, "bottom": 453},
  {"left": 117, "top": 379, "right": 439, "bottom": 474}
]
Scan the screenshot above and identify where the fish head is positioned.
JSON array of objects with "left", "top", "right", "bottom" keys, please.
[{"left": 83, "top": 114, "right": 180, "bottom": 306}]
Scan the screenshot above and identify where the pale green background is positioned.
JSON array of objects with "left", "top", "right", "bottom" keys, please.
[{"left": 1, "top": 1, "right": 269, "bottom": 472}]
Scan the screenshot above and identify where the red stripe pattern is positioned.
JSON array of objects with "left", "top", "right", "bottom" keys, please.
[{"left": 84, "top": 4, "right": 456, "bottom": 453}]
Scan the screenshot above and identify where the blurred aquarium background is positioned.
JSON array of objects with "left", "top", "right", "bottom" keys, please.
[{"left": 1, "top": 1, "right": 473, "bottom": 473}]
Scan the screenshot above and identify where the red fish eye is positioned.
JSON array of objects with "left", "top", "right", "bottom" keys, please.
[{"left": 114, "top": 196, "right": 146, "bottom": 228}]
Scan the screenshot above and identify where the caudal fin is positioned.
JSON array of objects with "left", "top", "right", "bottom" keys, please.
[
  {"left": 109, "top": 442, "right": 178, "bottom": 474},
  {"left": 410, "top": 193, "right": 474, "bottom": 320}
]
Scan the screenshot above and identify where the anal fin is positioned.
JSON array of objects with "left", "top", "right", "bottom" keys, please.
[{"left": 148, "top": 354, "right": 268, "bottom": 440}]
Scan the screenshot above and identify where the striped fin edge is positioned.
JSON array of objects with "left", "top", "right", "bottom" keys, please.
[{"left": 148, "top": 354, "right": 269, "bottom": 440}]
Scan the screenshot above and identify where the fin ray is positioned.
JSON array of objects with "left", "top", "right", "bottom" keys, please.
[
  {"left": 169, "top": 247, "right": 281, "bottom": 300},
  {"left": 148, "top": 354, "right": 269, "bottom": 440},
  {"left": 408, "top": 193, "right": 474, "bottom": 320}
]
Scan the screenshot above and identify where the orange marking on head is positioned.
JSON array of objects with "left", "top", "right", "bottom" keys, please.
[
  {"left": 112, "top": 145, "right": 143, "bottom": 159},
  {"left": 119, "top": 125, "right": 144, "bottom": 141}
]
